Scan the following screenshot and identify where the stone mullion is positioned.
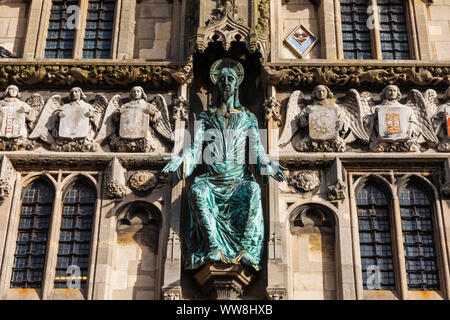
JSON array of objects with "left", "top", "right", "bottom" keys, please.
[
  {"left": 110, "top": 0, "right": 122, "bottom": 59},
  {"left": 348, "top": 173, "right": 363, "bottom": 299},
  {"left": 41, "top": 188, "right": 63, "bottom": 300},
  {"left": 0, "top": 173, "right": 22, "bottom": 299},
  {"left": 369, "top": 0, "right": 383, "bottom": 60},
  {"left": 85, "top": 174, "right": 103, "bottom": 300},
  {"left": 391, "top": 182, "right": 408, "bottom": 299},
  {"left": 73, "top": 0, "right": 89, "bottom": 59}
]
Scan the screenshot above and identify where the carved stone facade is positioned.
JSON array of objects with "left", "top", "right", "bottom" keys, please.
[{"left": 0, "top": 0, "right": 449, "bottom": 302}]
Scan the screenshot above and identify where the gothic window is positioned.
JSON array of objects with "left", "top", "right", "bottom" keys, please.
[
  {"left": 82, "top": 0, "right": 116, "bottom": 58},
  {"left": 340, "top": 0, "right": 372, "bottom": 59},
  {"left": 44, "top": 0, "right": 116, "bottom": 59},
  {"left": 54, "top": 180, "right": 96, "bottom": 289},
  {"left": 45, "top": 0, "right": 79, "bottom": 59},
  {"left": 377, "top": 0, "right": 410, "bottom": 59},
  {"left": 400, "top": 184, "right": 440, "bottom": 290},
  {"left": 357, "top": 183, "right": 395, "bottom": 290},
  {"left": 340, "top": 0, "right": 411, "bottom": 59},
  {"left": 11, "top": 179, "right": 54, "bottom": 288}
]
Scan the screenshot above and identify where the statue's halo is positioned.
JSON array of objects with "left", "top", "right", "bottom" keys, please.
[{"left": 210, "top": 58, "right": 244, "bottom": 85}]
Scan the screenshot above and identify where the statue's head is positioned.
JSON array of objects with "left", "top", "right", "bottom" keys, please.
[
  {"left": 381, "top": 85, "right": 401, "bottom": 102},
  {"left": 130, "top": 86, "right": 147, "bottom": 101},
  {"left": 312, "top": 85, "right": 333, "bottom": 102},
  {"left": 69, "top": 87, "right": 86, "bottom": 102},
  {"left": 4, "top": 85, "right": 20, "bottom": 99},
  {"left": 217, "top": 67, "right": 238, "bottom": 101}
]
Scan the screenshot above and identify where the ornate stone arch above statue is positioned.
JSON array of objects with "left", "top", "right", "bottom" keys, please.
[{"left": 187, "top": 0, "right": 270, "bottom": 60}]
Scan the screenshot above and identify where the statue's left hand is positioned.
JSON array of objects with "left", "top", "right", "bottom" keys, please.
[{"left": 262, "top": 161, "right": 287, "bottom": 182}]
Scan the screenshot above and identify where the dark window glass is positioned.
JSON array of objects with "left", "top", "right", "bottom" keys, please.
[
  {"left": 340, "top": 0, "right": 372, "bottom": 59},
  {"left": 11, "top": 179, "right": 54, "bottom": 288},
  {"left": 377, "top": 0, "right": 410, "bottom": 59},
  {"left": 45, "top": 0, "right": 79, "bottom": 59},
  {"left": 82, "top": 0, "right": 116, "bottom": 59},
  {"left": 54, "top": 181, "right": 95, "bottom": 289},
  {"left": 400, "top": 185, "right": 439, "bottom": 290},
  {"left": 357, "top": 183, "right": 395, "bottom": 290}
]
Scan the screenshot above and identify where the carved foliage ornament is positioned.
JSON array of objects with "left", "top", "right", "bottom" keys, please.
[
  {"left": 262, "top": 65, "right": 450, "bottom": 88},
  {"left": 0, "top": 63, "right": 192, "bottom": 89},
  {"left": 289, "top": 171, "right": 320, "bottom": 192},
  {"left": 129, "top": 171, "right": 158, "bottom": 192}
]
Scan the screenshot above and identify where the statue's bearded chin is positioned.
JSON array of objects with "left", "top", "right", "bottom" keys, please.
[{"left": 222, "top": 86, "right": 234, "bottom": 100}]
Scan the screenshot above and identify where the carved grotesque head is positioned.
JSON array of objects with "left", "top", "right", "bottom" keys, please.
[
  {"left": 381, "top": 85, "right": 401, "bottom": 102},
  {"left": 4, "top": 85, "right": 20, "bottom": 99},
  {"left": 69, "top": 87, "right": 86, "bottom": 102},
  {"left": 217, "top": 67, "right": 238, "bottom": 101},
  {"left": 130, "top": 86, "right": 147, "bottom": 101},
  {"left": 312, "top": 85, "right": 333, "bottom": 102}
]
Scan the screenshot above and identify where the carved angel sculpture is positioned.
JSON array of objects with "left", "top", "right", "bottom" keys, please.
[
  {"left": 433, "top": 87, "right": 450, "bottom": 151},
  {"left": 278, "top": 85, "right": 351, "bottom": 152},
  {"left": 29, "top": 87, "right": 107, "bottom": 152},
  {"left": 96, "top": 86, "right": 173, "bottom": 152},
  {"left": 0, "top": 85, "right": 43, "bottom": 151},
  {"left": 369, "top": 85, "right": 438, "bottom": 152}
]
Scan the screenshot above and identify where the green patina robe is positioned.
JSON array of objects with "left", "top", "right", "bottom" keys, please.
[{"left": 182, "top": 106, "right": 270, "bottom": 271}]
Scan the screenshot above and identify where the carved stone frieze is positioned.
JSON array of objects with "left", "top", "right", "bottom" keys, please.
[
  {"left": 262, "top": 64, "right": 450, "bottom": 88},
  {"left": 0, "top": 62, "right": 192, "bottom": 89}
]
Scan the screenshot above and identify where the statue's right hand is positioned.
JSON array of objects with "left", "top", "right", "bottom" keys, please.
[{"left": 162, "top": 155, "right": 184, "bottom": 173}]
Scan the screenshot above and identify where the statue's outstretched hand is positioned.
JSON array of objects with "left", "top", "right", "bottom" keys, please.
[
  {"left": 162, "top": 155, "right": 184, "bottom": 177},
  {"left": 262, "top": 161, "right": 287, "bottom": 182}
]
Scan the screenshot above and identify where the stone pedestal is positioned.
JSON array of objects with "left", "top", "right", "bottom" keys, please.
[{"left": 194, "top": 263, "right": 254, "bottom": 300}]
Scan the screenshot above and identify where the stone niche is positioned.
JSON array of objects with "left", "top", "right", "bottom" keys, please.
[
  {"left": 289, "top": 203, "right": 336, "bottom": 300},
  {"left": 110, "top": 202, "right": 160, "bottom": 300}
]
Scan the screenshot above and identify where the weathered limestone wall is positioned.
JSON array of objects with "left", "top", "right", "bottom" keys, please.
[
  {"left": 279, "top": 0, "right": 320, "bottom": 59},
  {"left": 110, "top": 228, "right": 158, "bottom": 300},
  {"left": 291, "top": 232, "right": 336, "bottom": 300},
  {"left": 134, "top": 0, "right": 173, "bottom": 59},
  {"left": 427, "top": 0, "right": 450, "bottom": 60},
  {"left": 0, "top": 1, "right": 28, "bottom": 57}
]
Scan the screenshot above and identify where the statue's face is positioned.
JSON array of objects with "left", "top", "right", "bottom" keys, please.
[
  {"left": 71, "top": 89, "right": 81, "bottom": 101},
  {"left": 385, "top": 86, "right": 398, "bottom": 100},
  {"left": 217, "top": 68, "right": 238, "bottom": 100},
  {"left": 131, "top": 87, "right": 143, "bottom": 100},
  {"left": 428, "top": 90, "right": 437, "bottom": 99},
  {"left": 6, "top": 86, "right": 18, "bottom": 98},
  {"left": 315, "top": 86, "right": 328, "bottom": 101}
]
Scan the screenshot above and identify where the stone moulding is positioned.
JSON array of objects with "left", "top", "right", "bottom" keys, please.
[
  {"left": 0, "top": 61, "right": 193, "bottom": 89},
  {"left": 262, "top": 62, "right": 450, "bottom": 88}
]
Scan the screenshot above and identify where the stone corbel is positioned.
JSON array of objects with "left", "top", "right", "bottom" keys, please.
[
  {"left": 104, "top": 157, "right": 127, "bottom": 199},
  {"left": 0, "top": 155, "right": 15, "bottom": 200},
  {"left": 162, "top": 286, "right": 182, "bottom": 300},
  {"left": 266, "top": 287, "right": 287, "bottom": 300},
  {"left": 326, "top": 157, "right": 346, "bottom": 201},
  {"left": 442, "top": 158, "right": 450, "bottom": 198}
]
